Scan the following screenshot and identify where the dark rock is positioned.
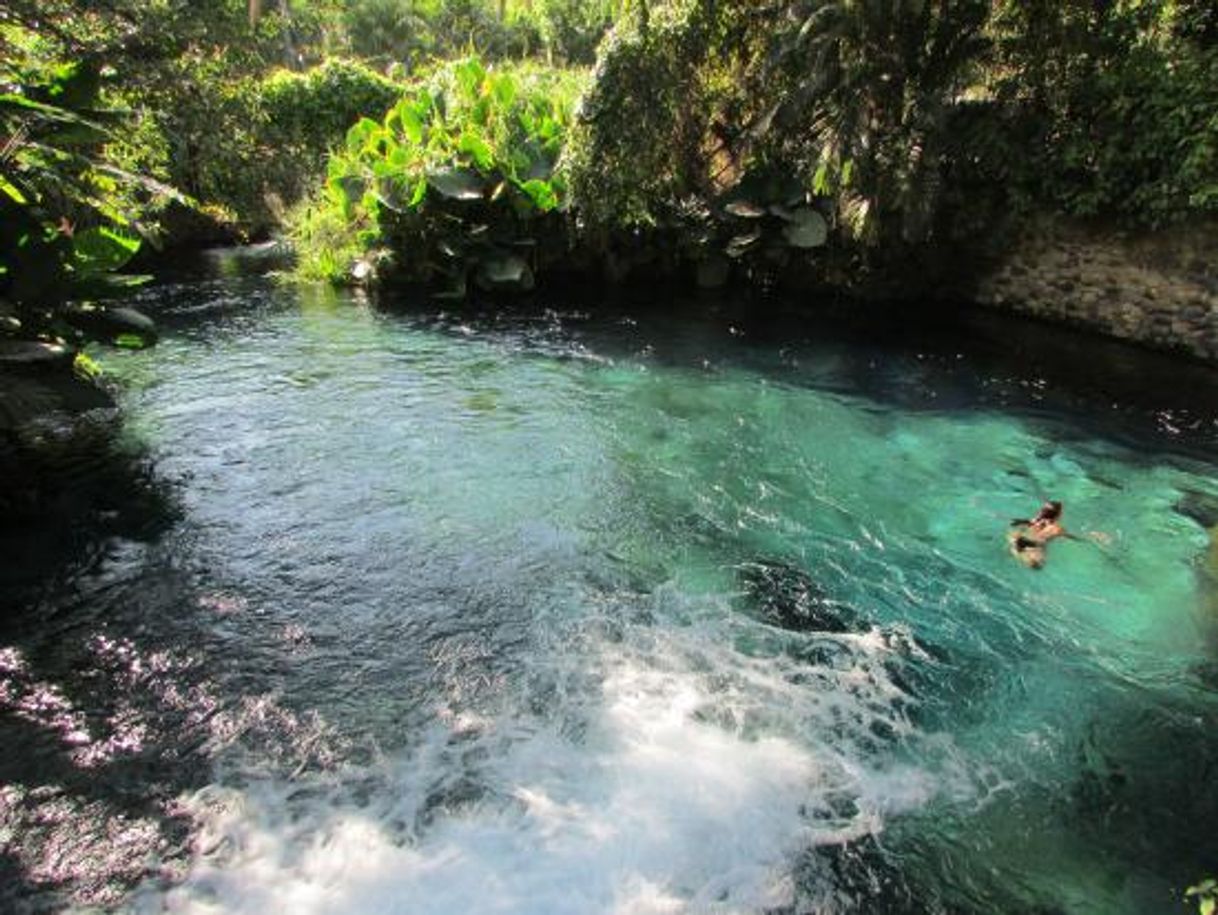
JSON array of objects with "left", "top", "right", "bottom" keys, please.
[
  {"left": 1175, "top": 489, "right": 1218, "bottom": 528},
  {"left": 738, "top": 559, "right": 859, "bottom": 633},
  {"left": 0, "top": 371, "right": 112, "bottom": 433},
  {"left": 62, "top": 305, "right": 158, "bottom": 347},
  {"left": 0, "top": 340, "right": 74, "bottom": 370}
]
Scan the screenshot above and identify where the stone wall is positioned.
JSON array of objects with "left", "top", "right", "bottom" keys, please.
[{"left": 972, "top": 217, "right": 1218, "bottom": 360}]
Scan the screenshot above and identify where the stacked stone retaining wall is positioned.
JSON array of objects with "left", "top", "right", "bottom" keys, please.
[{"left": 973, "top": 218, "right": 1218, "bottom": 360}]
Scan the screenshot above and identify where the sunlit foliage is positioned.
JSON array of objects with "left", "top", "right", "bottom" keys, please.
[{"left": 291, "top": 56, "right": 585, "bottom": 290}]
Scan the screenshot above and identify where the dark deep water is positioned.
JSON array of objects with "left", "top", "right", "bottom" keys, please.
[{"left": 3, "top": 250, "right": 1218, "bottom": 913}]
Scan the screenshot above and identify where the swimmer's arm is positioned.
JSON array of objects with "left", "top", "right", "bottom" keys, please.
[
  {"left": 1010, "top": 518, "right": 1032, "bottom": 527},
  {"left": 1064, "top": 529, "right": 1114, "bottom": 546}
]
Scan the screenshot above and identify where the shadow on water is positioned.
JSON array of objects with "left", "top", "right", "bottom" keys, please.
[
  {"left": 0, "top": 404, "right": 195, "bottom": 910},
  {"left": 0, "top": 378, "right": 337, "bottom": 910},
  {"left": 0, "top": 411, "right": 175, "bottom": 599},
  {"left": 370, "top": 284, "right": 1218, "bottom": 461},
  {"left": 105, "top": 248, "right": 1218, "bottom": 462}
]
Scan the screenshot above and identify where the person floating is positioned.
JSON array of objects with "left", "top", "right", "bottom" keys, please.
[{"left": 1008, "top": 499, "right": 1072, "bottom": 569}]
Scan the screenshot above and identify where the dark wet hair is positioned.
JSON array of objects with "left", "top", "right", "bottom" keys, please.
[{"left": 1037, "top": 500, "right": 1063, "bottom": 521}]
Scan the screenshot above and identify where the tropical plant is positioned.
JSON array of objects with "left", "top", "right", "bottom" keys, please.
[
  {"left": 291, "top": 56, "right": 586, "bottom": 293},
  {"left": 986, "top": 0, "right": 1218, "bottom": 227},
  {"left": 1188, "top": 878, "right": 1218, "bottom": 915},
  {"left": 752, "top": 0, "right": 992, "bottom": 245},
  {"left": 0, "top": 74, "right": 161, "bottom": 443},
  {"left": 0, "top": 59, "right": 169, "bottom": 348},
  {"left": 533, "top": 0, "right": 616, "bottom": 65}
]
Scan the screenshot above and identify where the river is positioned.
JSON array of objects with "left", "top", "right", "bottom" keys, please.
[{"left": 3, "top": 251, "right": 1218, "bottom": 913}]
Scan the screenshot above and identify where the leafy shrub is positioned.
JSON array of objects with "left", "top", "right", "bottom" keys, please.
[
  {"left": 291, "top": 56, "right": 586, "bottom": 292},
  {"left": 134, "top": 56, "right": 404, "bottom": 239},
  {"left": 563, "top": 0, "right": 738, "bottom": 230},
  {"left": 978, "top": 1, "right": 1218, "bottom": 228},
  {"left": 1030, "top": 45, "right": 1218, "bottom": 225},
  {"left": 1, "top": 59, "right": 162, "bottom": 356},
  {"left": 534, "top": 0, "right": 616, "bottom": 65},
  {"left": 151, "top": 59, "right": 267, "bottom": 231},
  {"left": 259, "top": 59, "right": 405, "bottom": 178}
]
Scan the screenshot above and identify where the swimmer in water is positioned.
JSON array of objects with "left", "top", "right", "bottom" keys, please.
[{"left": 1008, "top": 500, "right": 1073, "bottom": 569}]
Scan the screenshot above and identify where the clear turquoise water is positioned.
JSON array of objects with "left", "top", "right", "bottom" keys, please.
[{"left": 3, "top": 265, "right": 1218, "bottom": 913}]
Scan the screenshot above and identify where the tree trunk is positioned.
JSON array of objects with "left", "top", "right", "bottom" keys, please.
[{"left": 279, "top": 0, "right": 299, "bottom": 70}]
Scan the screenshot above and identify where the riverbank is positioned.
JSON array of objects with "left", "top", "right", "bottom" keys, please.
[{"left": 971, "top": 216, "right": 1218, "bottom": 361}]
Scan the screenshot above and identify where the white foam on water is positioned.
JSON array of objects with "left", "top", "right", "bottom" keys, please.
[{"left": 139, "top": 619, "right": 954, "bottom": 915}]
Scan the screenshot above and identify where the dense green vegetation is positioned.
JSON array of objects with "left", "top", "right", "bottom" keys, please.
[
  {"left": 291, "top": 57, "right": 584, "bottom": 289},
  {"left": 557, "top": 0, "right": 1218, "bottom": 289},
  {"left": 0, "top": 54, "right": 166, "bottom": 356},
  {"left": 2, "top": 0, "right": 1215, "bottom": 329},
  {"left": 286, "top": 0, "right": 1218, "bottom": 294}
]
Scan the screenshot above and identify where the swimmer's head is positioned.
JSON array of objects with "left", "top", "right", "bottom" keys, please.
[{"left": 1038, "top": 500, "right": 1063, "bottom": 521}]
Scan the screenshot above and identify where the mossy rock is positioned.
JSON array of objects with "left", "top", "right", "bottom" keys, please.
[{"left": 61, "top": 304, "right": 158, "bottom": 348}]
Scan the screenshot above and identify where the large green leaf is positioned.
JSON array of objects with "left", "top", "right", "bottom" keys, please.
[
  {"left": 374, "top": 176, "right": 413, "bottom": 212},
  {"left": 427, "top": 168, "right": 484, "bottom": 201},
  {"left": 725, "top": 200, "right": 766, "bottom": 218},
  {"left": 389, "top": 99, "right": 425, "bottom": 146},
  {"left": 726, "top": 229, "right": 763, "bottom": 258},
  {"left": 0, "top": 174, "right": 29, "bottom": 205},
  {"left": 71, "top": 226, "right": 140, "bottom": 276},
  {"left": 453, "top": 59, "right": 487, "bottom": 100},
  {"left": 458, "top": 132, "right": 494, "bottom": 172},
  {"left": 519, "top": 179, "right": 559, "bottom": 212},
  {"left": 781, "top": 208, "right": 828, "bottom": 248},
  {"left": 477, "top": 253, "right": 533, "bottom": 290},
  {"left": 409, "top": 177, "right": 428, "bottom": 208},
  {"left": 346, "top": 117, "right": 383, "bottom": 155},
  {"left": 490, "top": 74, "right": 518, "bottom": 109}
]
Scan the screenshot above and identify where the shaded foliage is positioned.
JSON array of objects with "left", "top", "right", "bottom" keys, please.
[
  {"left": 0, "top": 59, "right": 165, "bottom": 332},
  {"left": 986, "top": 0, "right": 1218, "bottom": 226},
  {"left": 557, "top": 0, "right": 1218, "bottom": 290},
  {"left": 143, "top": 58, "right": 405, "bottom": 234}
]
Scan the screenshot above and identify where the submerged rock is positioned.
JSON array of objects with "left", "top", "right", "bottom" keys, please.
[
  {"left": 0, "top": 371, "right": 112, "bottom": 433},
  {"left": 0, "top": 340, "right": 74, "bottom": 370},
  {"left": 61, "top": 304, "right": 158, "bottom": 348},
  {"left": 1175, "top": 488, "right": 1218, "bottom": 529},
  {"left": 738, "top": 559, "right": 860, "bottom": 633}
]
